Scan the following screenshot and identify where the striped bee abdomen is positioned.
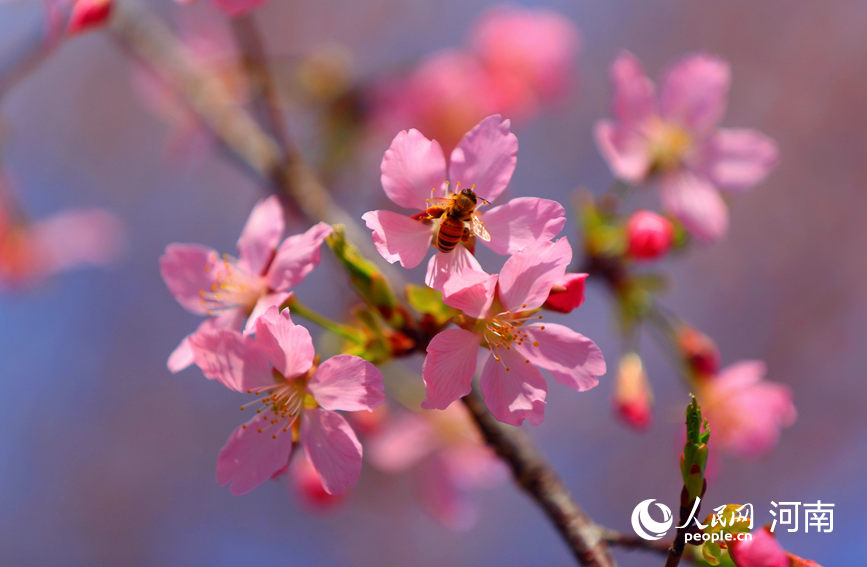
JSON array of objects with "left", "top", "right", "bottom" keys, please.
[{"left": 434, "top": 218, "right": 465, "bottom": 252}]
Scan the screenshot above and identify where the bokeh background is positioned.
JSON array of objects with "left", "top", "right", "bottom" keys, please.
[{"left": 1, "top": 0, "right": 865, "bottom": 565}]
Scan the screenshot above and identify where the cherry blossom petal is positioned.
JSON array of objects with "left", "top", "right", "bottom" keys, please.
[
  {"left": 441, "top": 268, "right": 498, "bottom": 319},
  {"left": 252, "top": 307, "right": 314, "bottom": 379},
  {"left": 159, "top": 243, "right": 219, "bottom": 315},
  {"left": 31, "top": 209, "right": 125, "bottom": 275},
  {"left": 169, "top": 308, "right": 246, "bottom": 372},
  {"left": 236, "top": 195, "right": 284, "bottom": 276},
  {"left": 244, "top": 291, "right": 292, "bottom": 334},
  {"left": 479, "top": 349, "right": 546, "bottom": 426},
  {"left": 660, "top": 171, "right": 729, "bottom": 243},
  {"left": 425, "top": 245, "right": 484, "bottom": 292},
  {"left": 380, "top": 129, "right": 447, "bottom": 210},
  {"left": 188, "top": 329, "right": 274, "bottom": 392},
  {"left": 702, "top": 128, "right": 779, "bottom": 192},
  {"left": 418, "top": 454, "right": 477, "bottom": 531},
  {"left": 448, "top": 115, "right": 518, "bottom": 203},
  {"left": 266, "top": 222, "right": 332, "bottom": 291},
  {"left": 543, "top": 273, "right": 587, "bottom": 313},
  {"left": 421, "top": 328, "right": 481, "bottom": 410},
  {"left": 362, "top": 210, "right": 433, "bottom": 269},
  {"left": 716, "top": 360, "right": 767, "bottom": 388},
  {"left": 167, "top": 336, "right": 196, "bottom": 373},
  {"left": 301, "top": 409, "right": 363, "bottom": 495},
  {"left": 594, "top": 120, "right": 651, "bottom": 183},
  {"left": 660, "top": 54, "right": 730, "bottom": 135},
  {"left": 480, "top": 197, "right": 566, "bottom": 255},
  {"left": 518, "top": 323, "right": 606, "bottom": 391},
  {"left": 610, "top": 51, "right": 657, "bottom": 127},
  {"left": 216, "top": 414, "right": 294, "bottom": 495},
  {"left": 308, "top": 355, "right": 385, "bottom": 412},
  {"left": 497, "top": 237, "right": 572, "bottom": 312},
  {"left": 367, "top": 412, "right": 437, "bottom": 473}
]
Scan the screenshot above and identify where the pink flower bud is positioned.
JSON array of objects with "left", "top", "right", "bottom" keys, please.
[
  {"left": 68, "top": 0, "right": 113, "bottom": 35},
  {"left": 678, "top": 327, "right": 720, "bottom": 376},
  {"left": 626, "top": 210, "right": 674, "bottom": 260},
  {"left": 543, "top": 272, "right": 587, "bottom": 313},
  {"left": 613, "top": 352, "right": 652, "bottom": 430},
  {"left": 730, "top": 528, "right": 787, "bottom": 567}
]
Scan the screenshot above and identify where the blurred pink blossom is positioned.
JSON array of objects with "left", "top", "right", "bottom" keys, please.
[
  {"left": 0, "top": 206, "right": 124, "bottom": 288},
  {"left": 368, "top": 404, "right": 506, "bottom": 530},
  {"left": 613, "top": 352, "right": 652, "bottom": 430},
  {"left": 470, "top": 5, "right": 580, "bottom": 118},
  {"left": 595, "top": 51, "right": 778, "bottom": 242},
  {"left": 698, "top": 361, "right": 796, "bottom": 457},
  {"left": 423, "top": 238, "right": 606, "bottom": 425},
  {"left": 189, "top": 306, "right": 385, "bottom": 495},
  {"left": 730, "top": 527, "right": 788, "bottom": 567},
  {"left": 363, "top": 115, "right": 565, "bottom": 291},
  {"left": 371, "top": 51, "right": 500, "bottom": 152},
  {"left": 372, "top": 6, "right": 581, "bottom": 149},
  {"left": 160, "top": 195, "right": 331, "bottom": 372}
]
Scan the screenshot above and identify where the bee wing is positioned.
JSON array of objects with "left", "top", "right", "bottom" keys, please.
[{"left": 470, "top": 215, "right": 491, "bottom": 242}]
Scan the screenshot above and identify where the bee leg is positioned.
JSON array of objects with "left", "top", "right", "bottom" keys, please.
[
  {"left": 460, "top": 227, "right": 472, "bottom": 242},
  {"left": 426, "top": 207, "right": 445, "bottom": 219}
]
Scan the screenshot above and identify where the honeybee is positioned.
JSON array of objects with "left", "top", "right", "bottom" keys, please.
[{"left": 425, "top": 188, "right": 491, "bottom": 253}]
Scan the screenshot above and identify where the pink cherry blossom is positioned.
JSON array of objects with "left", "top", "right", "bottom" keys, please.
[
  {"left": 698, "top": 361, "right": 796, "bottom": 457},
  {"left": 595, "top": 51, "right": 778, "bottom": 242},
  {"left": 730, "top": 528, "right": 788, "bottom": 567},
  {"left": 470, "top": 6, "right": 580, "bottom": 118},
  {"left": 421, "top": 238, "right": 606, "bottom": 425},
  {"left": 362, "top": 115, "right": 566, "bottom": 291},
  {"left": 0, "top": 206, "right": 124, "bottom": 288},
  {"left": 160, "top": 195, "right": 331, "bottom": 373},
  {"left": 189, "top": 306, "right": 385, "bottom": 495},
  {"left": 367, "top": 404, "right": 506, "bottom": 530}
]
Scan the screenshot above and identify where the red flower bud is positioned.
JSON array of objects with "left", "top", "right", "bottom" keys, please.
[
  {"left": 626, "top": 210, "right": 673, "bottom": 260},
  {"left": 678, "top": 327, "right": 720, "bottom": 376},
  {"left": 68, "top": 0, "right": 113, "bottom": 36},
  {"left": 543, "top": 272, "right": 587, "bottom": 313}
]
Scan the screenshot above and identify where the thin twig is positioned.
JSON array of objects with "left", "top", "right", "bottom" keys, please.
[
  {"left": 108, "top": 1, "right": 396, "bottom": 282},
  {"left": 462, "top": 389, "right": 615, "bottom": 567},
  {"left": 229, "top": 13, "right": 290, "bottom": 153}
]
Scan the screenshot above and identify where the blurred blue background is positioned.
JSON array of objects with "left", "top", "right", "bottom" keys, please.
[{"left": 1, "top": 0, "right": 865, "bottom": 565}]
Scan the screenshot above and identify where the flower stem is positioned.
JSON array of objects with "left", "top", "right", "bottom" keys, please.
[{"left": 284, "top": 296, "right": 364, "bottom": 344}]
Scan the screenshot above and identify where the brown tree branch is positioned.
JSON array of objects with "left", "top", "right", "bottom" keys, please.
[
  {"left": 461, "top": 389, "right": 615, "bottom": 567},
  {"left": 107, "top": 1, "right": 391, "bottom": 279}
]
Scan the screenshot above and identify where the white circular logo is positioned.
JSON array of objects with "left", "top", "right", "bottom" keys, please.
[{"left": 631, "top": 499, "right": 673, "bottom": 540}]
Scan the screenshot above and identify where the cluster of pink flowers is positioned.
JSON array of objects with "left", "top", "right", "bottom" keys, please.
[
  {"left": 372, "top": 6, "right": 580, "bottom": 150},
  {"left": 161, "top": 197, "right": 384, "bottom": 494},
  {"left": 365, "top": 115, "right": 605, "bottom": 426}
]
